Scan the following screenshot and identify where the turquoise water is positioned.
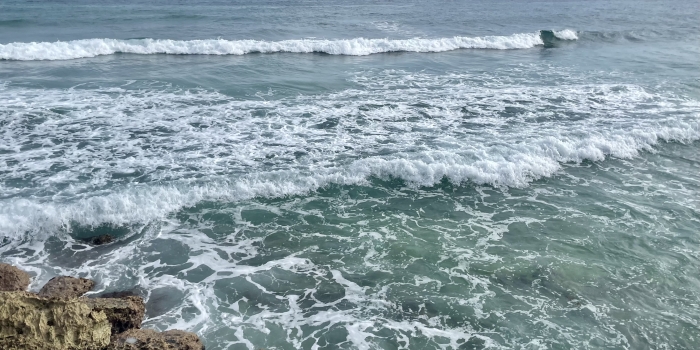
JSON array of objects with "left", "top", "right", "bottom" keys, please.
[{"left": 1, "top": 1, "right": 699, "bottom": 349}]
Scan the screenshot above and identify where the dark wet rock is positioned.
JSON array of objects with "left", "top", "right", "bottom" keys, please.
[
  {"left": 0, "top": 291, "right": 111, "bottom": 349},
  {"left": 0, "top": 263, "right": 30, "bottom": 292},
  {"left": 72, "top": 223, "right": 128, "bottom": 243},
  {"left": 89, "top": 234, "right": 114, "bottom": 245},
  {"left": 108, "top": 329, "right": 204, "bottom": 350},
  {"left": 83, "top": 296, "right": 145, "bottom": 334},
  {"left": 38, "top": 276, "right": 95, "bottom": 299}
]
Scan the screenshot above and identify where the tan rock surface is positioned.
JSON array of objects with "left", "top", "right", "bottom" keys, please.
[
  {"left": 0, "top": 268, "right": 203, "bottom": 349},
  {"left": 38, "top": 276, "right": 95, "bottom": 299},
  {"left": 109, "top": 329, "right": 204, "bottom": 350},
  {"left": 83, "top": 296, "right": 146, "bottom": 334},
  {"left": 0, "top": 263, "right": 30, "bottom": 292},
  {"left": 0, "top": 291, "right": 111, "bottom": 350}
]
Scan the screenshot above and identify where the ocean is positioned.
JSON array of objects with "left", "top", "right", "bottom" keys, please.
[{"left": 1, "top": 0, "right": 699, "bottom": 348}]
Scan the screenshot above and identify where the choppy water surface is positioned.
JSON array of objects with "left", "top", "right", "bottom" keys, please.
[{"left": 1, "top": 1, "right": 699, "bottom": 349}]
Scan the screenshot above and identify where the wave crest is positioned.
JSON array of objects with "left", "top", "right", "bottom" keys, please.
[
  {"left": 0, "top": 30, "right": 577, "bottom": 61},
  {"left": 1, "top": 121, "right": 698, "bottom": 238}
]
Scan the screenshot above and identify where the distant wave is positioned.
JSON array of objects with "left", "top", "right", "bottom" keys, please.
[
  {"left": 0, "top": 30, "right": 577, "bottom": 61},
  {"left": 549, "top": 29, "right": 578, "bottom": 40}
]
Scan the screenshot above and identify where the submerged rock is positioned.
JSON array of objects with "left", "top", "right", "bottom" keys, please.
[
  {"left": 0, "top": 291, "right": 111, "bottom": 350},
  {"left": 0, "top": 263, "right": 30, "bottom": 292},
  {"left": 97, "top": 290, "right": 141, "bottom": 299},
  {"left": 88, "top": 234, "right": 115, "bottom": 245},
  {"left": 84, "top": 296, "right": 146, "bottom": 334},
  {"left": 38, "top": 276, "right": 95, "bottom": 299},
  {"left": 109, "top": 329, "right": 204, "bottom": 350}
]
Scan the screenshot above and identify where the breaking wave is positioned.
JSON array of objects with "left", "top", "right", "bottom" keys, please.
[
  {"left": 0, "top": 30, "right": 577, "bottom": 61},
  {"left": 0, "top": 121, "right": 697, "bottom": 238},
  {"left": 1, "top": 66, "right": 698, "bottom": 238}
]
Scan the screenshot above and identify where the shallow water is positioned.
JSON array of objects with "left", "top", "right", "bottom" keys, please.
[{"left": 1, "top": 0, "right": 699, "bottom": 349}]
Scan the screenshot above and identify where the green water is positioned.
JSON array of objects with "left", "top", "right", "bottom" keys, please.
[{"left": 1, "top": 0, "right": 699, "bottom": 349}]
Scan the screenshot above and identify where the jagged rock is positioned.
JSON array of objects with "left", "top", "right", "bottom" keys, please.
[
  {"left": 0, "top": 291, "right": 111, "bottom": 350},
  {"left": 108, "top": 329, "right": 204, "bottom": 350},
  {"left": 38, "top": 276, "right": 95, "bottom": 299},
  {"left": 0, "top": 263, "right": 31, "bottom": 292},
  {"left": 83, "top": 296, "right": 145, "bottom": 334}
]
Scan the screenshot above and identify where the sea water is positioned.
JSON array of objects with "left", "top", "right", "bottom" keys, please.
[{"left": 1, "top": 0, "right": 699, "bottom": 349}]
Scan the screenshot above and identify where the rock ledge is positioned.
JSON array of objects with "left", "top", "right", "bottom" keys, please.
[
  {"left": 0, "top": 264, "right": 203, "bottom": 350},
  {"left": 38, "top": 276, "right": 96, "bottom": 299},
  {"left": 0, "top": 263, "right": 30, "bottom": 292},
  {"left": 0, "top": 291, "right": 111, "bottom": 350}
]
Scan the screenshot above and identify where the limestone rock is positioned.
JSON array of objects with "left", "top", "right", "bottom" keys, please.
[
  {"left": 38, "top": 276, "right": 95, "bottom": 299},
  {"left": 109, "top": 329, "right": 204, "bottom": 350},
  {"left": 0, "top": 291, "right": 111, "bottom": 350},
  {"left": 83, "top": 296, "right": 145, "bottom": 334},
  {"left": 0, "top": 263, "right": 30, "bottom": 292}
]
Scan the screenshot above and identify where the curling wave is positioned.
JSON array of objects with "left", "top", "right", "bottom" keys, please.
[{"left": 0, "top": 30, "right": 577, "bottom": 61}]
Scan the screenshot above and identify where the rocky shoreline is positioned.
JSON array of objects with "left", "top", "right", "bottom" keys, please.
[{"left": 0, "top": 263, "right": 204, "bottom": 350}]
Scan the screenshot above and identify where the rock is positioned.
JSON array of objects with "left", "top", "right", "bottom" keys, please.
[
  {"left": 87, "top": 234, "right": 114, "bottom": 245},
  {"left": 38, "top": 276, "right": 95, "bottom": 299},
  {"left": 0, "top": 263, "right": 31, "bottom": 292},
  {"left": 83, "top": 296, "right": 145, "bottom": 334},
  {"left": 159, "top": 330, "right": 204, "bottom": 350},
  {"left": 0, "top": 291, "right": 111, "bottom": 350},
  {"left": 108, "top": 329, "right": 204, "bottom": 350}
]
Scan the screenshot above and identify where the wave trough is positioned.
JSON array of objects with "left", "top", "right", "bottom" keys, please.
[{"left": 0, "top": 30, "right": 577, "bottom": 61}]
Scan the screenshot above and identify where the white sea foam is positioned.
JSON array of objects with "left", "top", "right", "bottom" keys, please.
[
  {"left": 1, "top": 120, "right": 696, "bottom": 238},
  {"left": 0, "top": 30, "right": 577, "bottom": 60},
  {"left": 0, "top": 67, "right": 698, "bottom": 237},
  {"left": 553, "top": 29, "right": 579, "bottom": 40}
]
